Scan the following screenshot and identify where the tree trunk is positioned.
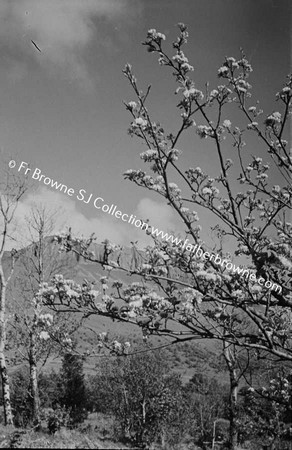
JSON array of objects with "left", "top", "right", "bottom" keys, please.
[
  {"left": 29, "top": 328, "right": 40, "bottom": 428},
  {"left": 229, "top": 374, "right": 238, "bottom": 449},
  {"left": 141, "top": 397, "right": 146, "bottom": 445},
  {"left": 223, "top": 344, "right": 238, "bottom": 450},
  {"left": 0, "top": 356, "right": 13, "bottom": 426},
  {"left": 0, "top": 273, "right": 13, "bottom": 425}
]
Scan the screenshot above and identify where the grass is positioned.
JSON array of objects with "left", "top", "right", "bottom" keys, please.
[{"left": 0, "top": 413, "right": 133, "bottom": 449}]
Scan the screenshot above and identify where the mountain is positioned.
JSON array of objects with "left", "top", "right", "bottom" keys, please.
[{"left": 3, "top": 237, "right": 226, "bottom": 383}]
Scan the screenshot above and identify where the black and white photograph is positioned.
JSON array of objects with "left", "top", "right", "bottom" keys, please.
[{"left": 0, "top": 1, "right": 291, "bottom": 448}]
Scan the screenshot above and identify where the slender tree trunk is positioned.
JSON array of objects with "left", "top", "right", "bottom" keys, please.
[
  {"left": 223, "top": 344, "right": 238, "bottom": 450},
  {"left": 29, "top": 326, "right": 40, "bottom": 428},
  {"left": 0, "top": 356, "right": 13, "bottom": 426},
  {"left": 141, "top": 397, "right": 146, "bottom": 445},
  {"left": 0, "top": 272, "right": 13, "bottom": 425},
  {"left": 229, "top": 372, "right": 238, "bottom": 449}
]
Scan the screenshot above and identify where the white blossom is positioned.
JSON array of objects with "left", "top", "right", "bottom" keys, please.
[
  {"left": 39, "top": 331, "right": 50, "bottom": 341},
  {"left": 140, "top": 149, "right": 158, "bottom": 161},
  {"left": 247, "top": 122, "right": 258, "bottom": 129},
  {"left": 218, "top": 66, "right": 229, "bottom": 77},
  {"left": 197, "top": 125, "right": 213, "bottom": 139},
  {"left": 128, "top": 101, "right": 137, "bottom": 110},
  {"left": 265, "top": 112, "right": 282, "bottom": 126},
  {"left": 134, "top": 117, "right": 148, "bottom": 128},
  {"left": 222, "top": 119, "right": 232, "bottom": 129},
  {"left": 202, "top": 187, "right": 212, "bottom": 195}
]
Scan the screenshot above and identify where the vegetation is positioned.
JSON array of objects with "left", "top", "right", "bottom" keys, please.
[{"left": 0, "top": 343, "right": 288, "bottom": 449}]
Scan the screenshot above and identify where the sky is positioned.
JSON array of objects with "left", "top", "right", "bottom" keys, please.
[{"left": 0, "top": 0, "right": 290, "bottom": 250}]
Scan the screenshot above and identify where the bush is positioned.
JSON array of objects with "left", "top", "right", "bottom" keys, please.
[{"left": 47, "top": 406, "right": 70, "bottom": 434}]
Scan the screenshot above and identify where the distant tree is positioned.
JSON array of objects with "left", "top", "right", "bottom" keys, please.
[{"left": 58, "top": 351, "right": 87, "bottom": 427}]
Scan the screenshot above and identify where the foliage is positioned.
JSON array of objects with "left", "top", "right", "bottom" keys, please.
[
  {"left": 38, "top": 371, "right": 63, "bottom": 410},
  {"left": 9, "top": 355, "right": 88, "bottom": 431},
  {"left": 0, "top": 421, "right": 130, "bottom": 449},
  {"left": 47, "top": 406, "right": 70, "bottom": 435},
  {"left": 183, "top": 373, "right": 229, "bottom": 445},
  {"left": 88, "top": 349, "right": 190, "bottom": 448},
  {"left": 238, "top": 369, "right": 292, "bottom": 448},
  {"left": 9, "top": 367, "right": 68, "bottom": 430},
  {"left": 57, "top": 352, "right": 88, "bottom": 427},
  {"left": 10, "top": 367, "right": 32, "bottom": 428}
]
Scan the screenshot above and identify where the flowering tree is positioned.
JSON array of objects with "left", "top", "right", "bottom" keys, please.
[
  {"left": 41, "top": 24, "right": 291, "bottom": 448},
  {"left": 8, "top": 206, "right": 78, "bottom": 427},
  {"left": 239, "top": 369, "right": 291, "bottom": 448}
]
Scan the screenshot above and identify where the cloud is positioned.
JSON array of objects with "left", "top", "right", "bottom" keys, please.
[
  {"left": 12, "top": 186, "right": 131, "bottom": 246},
  {"left": 131, "top": 197, "right": 180, "bottom": 248},
  {"left": 9, "top": 189, "right": 167, "bottom": 250},
  {"left": 0, "top": 0, "right": 140, "bottom": 88},
  {"left": 136, "top": 197, "right": 176, "bottom": 232},
  {"left": 4, "top": 185, "right": 179, "bottom": 251}
]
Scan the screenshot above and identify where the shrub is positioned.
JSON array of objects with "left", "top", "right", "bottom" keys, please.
[{"left": 47, "top": 406, "right": 70, "bottom": 434}]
